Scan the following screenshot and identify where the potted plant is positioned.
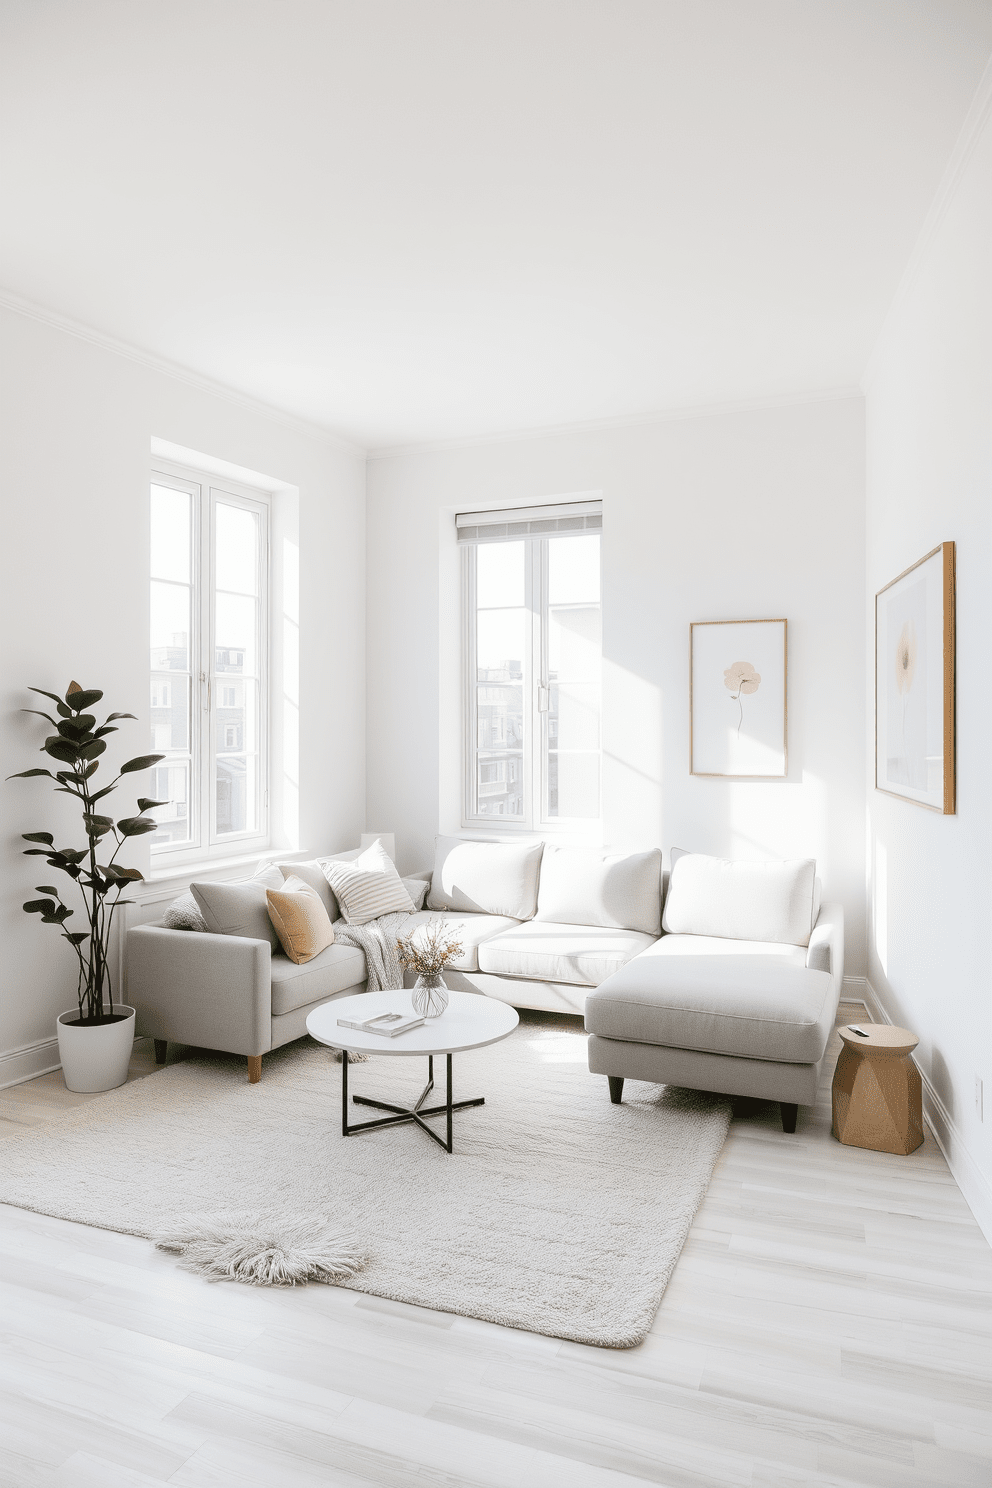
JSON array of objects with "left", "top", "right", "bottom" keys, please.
[{"left": 8, "top": 681, "right": 165, "bottom": 1092}]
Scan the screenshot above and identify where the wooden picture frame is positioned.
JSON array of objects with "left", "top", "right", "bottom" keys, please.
[
  {"left": 875, "top": 541, "right": 955, "bottom": 814},
  {"left": 690, "top": 618, "right": 788, "bottom": 778}
]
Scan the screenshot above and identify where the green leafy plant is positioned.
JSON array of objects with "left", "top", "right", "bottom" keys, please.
[{"left": 8, "top": 681, "right": 167, "bottom": 1026}]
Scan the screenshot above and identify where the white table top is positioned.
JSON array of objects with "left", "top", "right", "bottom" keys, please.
[{"left": 307, "top": 989, "right": 519, "bottom": 1057}]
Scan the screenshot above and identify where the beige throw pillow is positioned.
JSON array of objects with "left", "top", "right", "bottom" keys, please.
[
  {"left": 266, "top": 875, "right": 336, "bottom": 964},
  {"left": 322, "top": 838, "right": 415, "bottom": 925}
]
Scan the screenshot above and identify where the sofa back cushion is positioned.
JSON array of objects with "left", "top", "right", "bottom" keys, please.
[
  {"left": 190, "top": 863, "right": 285, "bottom": 949},
  {"left": 427, "top": 836, "right": 544, "bottom": 921},
  {"left": 662, "top": 850, "right": 817, "bottom": 947},
  {"left": 534, "top": 845, "right": 662, "bottom": 934}
]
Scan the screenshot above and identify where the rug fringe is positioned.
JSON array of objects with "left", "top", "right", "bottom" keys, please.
[{"left": 155, "top": 1211, "right": 366, "bottom": 1286}]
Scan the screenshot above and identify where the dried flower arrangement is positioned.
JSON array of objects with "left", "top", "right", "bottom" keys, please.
[{"left": 395, "top": 918, "right": 464, "bottom": 985}]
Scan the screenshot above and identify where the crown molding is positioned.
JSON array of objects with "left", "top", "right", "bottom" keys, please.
[
  {"left": 861, "top": 48, "right": 992, "bottom": 393},
  {"left": 0, "top": 287, "right": 366, "bottom": 458},
  {"left": 367, "top": 384, "right": 862, "bottom": 462}
]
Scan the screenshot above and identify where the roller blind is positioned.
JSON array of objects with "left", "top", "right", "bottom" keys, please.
[{"left": 456, "top": 499, "right": 602, "bottom": 545}]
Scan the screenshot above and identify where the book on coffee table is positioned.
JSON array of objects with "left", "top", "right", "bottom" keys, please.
[{"left": 336, "top": 1011, "right": 425, "bottom": 1038}]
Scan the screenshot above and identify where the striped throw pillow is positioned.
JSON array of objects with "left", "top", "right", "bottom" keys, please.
[{"left": 322, "top": 839, "right": 415, "bottom": 925}]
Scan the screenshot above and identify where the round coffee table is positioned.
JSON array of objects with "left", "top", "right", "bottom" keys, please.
[
  {"left": 307, "top": 989, "right": 519, "bottom": 1154},
  {"left": 831, "top": 1023, "right": 924, "bottom": 1155}
]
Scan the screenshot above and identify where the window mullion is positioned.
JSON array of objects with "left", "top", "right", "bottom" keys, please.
[
  {"left": 199, "top": 484, "right": 212, "bottom": 851},
  {"left": 528, "top": 539, "right": 543, "bottom": 831}
]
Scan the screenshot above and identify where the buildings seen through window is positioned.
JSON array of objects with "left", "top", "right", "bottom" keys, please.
[{"left": 150, "top": 640, "right": 249, "bottom": 839}]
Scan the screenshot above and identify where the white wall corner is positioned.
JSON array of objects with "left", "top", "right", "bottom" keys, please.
[
  {"left": 861, "top": 48, "right": 992, "bottom": 394},
  {"left": 861, "top": 980, "right": 992, "bottom": 1250}
]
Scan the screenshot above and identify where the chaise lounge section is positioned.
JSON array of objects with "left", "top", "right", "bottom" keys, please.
[{"left": 584, "top": 852, "right": 844, "bottom": 1131}]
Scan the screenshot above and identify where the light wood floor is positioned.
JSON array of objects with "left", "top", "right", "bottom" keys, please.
[{"left": 1, "top": 1002, "right": 990, "bottom": 1488}]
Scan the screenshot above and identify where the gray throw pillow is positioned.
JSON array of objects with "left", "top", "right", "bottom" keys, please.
[
  {"left": 162, "top": 891, "right": 208, "bottom": 932},
  {"left": 190, "top": 879, "right": 282, "bottom": 950},
  {"left": 402, "top": 877, "right": 429, "bottom": 912}
]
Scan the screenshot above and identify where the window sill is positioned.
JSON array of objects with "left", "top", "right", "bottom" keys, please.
[
  {"left": 457, "top": 821, "right": 604, "bottom": 846},
  {"left": 146, "top": 846, "right": 306, "bottom": 890}
]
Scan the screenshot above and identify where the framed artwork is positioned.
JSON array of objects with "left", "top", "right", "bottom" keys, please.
[
  {"left": 690, "top": 619, "right": 787, "bottom": 778},
  {"left": 875, "top": 541, "right": 955, "bottom": 814}
]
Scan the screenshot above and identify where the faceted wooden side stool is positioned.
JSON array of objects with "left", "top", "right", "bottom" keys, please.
[{"left": 831, "top": 1024, "right": 924, "bottom": 1155}]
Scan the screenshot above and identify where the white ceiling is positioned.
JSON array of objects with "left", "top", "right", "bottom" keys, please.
[{"left": 2, "top": 1, "right": 992, "bottom": 449}]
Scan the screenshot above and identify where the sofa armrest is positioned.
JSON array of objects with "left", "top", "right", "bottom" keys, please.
[
  {"left": 126, "top": 924, "right": 272, "bottom": 1057},
  {"left": 806, "top": 901, "right": 844, "bottom": 992}
]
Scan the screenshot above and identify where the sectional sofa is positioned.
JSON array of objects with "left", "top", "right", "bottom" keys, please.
[{"left": 126, "top": 836, "right": 843, "bottom": 1128}]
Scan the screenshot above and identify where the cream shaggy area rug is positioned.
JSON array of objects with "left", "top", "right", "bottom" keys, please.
[{"left": 0, "top": 1016, "right": 730, "bottom": 1346}]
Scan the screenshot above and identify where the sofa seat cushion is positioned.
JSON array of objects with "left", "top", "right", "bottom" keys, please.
[
  {"left": 478, "top": 921, "right": 656, "bottom": 988},
  {"left": 395, "top": 911, "right": 522, "bottom": 972},
  {"left": 585, "top": 942, "right": 835, "bottom": 1064},
  {"left": 269, "top": 942, "right": 367, "bottom": 1015},
  {"left": 653, "top": 934, "right": 807, "bottom": 967}
]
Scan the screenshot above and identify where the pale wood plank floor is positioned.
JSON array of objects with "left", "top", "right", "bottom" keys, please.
[{"left": 1, "top": 1003, "right": 990, "bottom": 1488}]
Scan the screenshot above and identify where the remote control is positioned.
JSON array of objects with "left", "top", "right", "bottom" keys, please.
[{"left": 848, "top": 1025, "right": 869, "bottom": 1037}]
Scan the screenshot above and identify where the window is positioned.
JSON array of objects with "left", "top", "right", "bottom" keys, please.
[
  {"left": 461, "top": 501, "right": 601, "bottom": 827},
  {"left": 149, "top": 465, "right": 269, "bottom": 856}
]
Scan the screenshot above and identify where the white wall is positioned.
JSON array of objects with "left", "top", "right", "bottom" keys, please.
[
  {"left": 367, "top": 396, "right": 866, "bottom": 972},
  {"left": 0, "top": 306, "right": 366, "bottom": 1077},
  {"left": 864, "top": 105, "right": 992, "bottom": 1237}
]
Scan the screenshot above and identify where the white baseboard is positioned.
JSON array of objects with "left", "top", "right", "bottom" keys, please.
[
  {"left": 0, "top": 1035, "right": 62, "bottom": 1090},
  {"left": 855, "top": 980, "right": 992, "bottom": 1251}
]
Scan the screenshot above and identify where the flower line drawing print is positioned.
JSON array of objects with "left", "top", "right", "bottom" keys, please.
[
  {"left": 723, "top": 660, "right": 761, "bottom": 737},
  {"left": 691, "top": 619, "right": 786, "bottom": 778}
]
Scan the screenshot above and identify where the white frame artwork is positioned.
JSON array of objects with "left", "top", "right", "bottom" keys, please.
[
  {"left": 875, "top": 542, "right": 955, "bottom": 814},
  {"left": 690, "top": 618, "right": 787, "bottom": 778}
]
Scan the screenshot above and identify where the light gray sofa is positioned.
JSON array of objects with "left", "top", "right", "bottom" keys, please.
[
  {"left": 126, "top": 922, "right": 368, "bottom": 1083},
  {"left": 126, "top": 857, "right": 371, "bottom": 1082}
]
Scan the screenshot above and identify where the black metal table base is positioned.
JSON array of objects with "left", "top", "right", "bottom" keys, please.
[{"left": 341, "top": 1051, "right": 483, "bottom": 1153}]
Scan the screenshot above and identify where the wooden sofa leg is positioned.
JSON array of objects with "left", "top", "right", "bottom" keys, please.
[
  {"left": 781, "top": 1102, "right": 798, "bottom": 1133},
  {"left": 154, "top": 1039, "right": 167, "bottom": 1065},
  {"left": 247, "top": 1055, "right": 262, "bottom": 1084},
  {"left": 608, "top": 1076, "right": 624, "bottom": 1105}
]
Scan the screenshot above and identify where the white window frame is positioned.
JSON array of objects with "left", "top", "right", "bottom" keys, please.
[
  {"left": 150, "top": 460, "right": 270, "bottom": 863},
  {"left": 461, "top": 533, "right": 602, "bottom": 830}
]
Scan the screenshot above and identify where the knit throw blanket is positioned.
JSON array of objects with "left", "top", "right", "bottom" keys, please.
[{"left": 332, "top": 911, "right": 411, "bottom": 992}]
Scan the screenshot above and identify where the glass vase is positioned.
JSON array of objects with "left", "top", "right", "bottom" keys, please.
[{"left": 412, "top": 974, "right": 449, "bottom": 1019}]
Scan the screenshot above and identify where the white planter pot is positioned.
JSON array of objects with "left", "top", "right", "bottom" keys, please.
[{"left": 56, "top": 1006, "right": 135, "bottom": 1093}]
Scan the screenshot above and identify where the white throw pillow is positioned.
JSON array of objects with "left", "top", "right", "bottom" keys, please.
[
  {"left": 427, "top": 836, "right": 544, "bottom": 920},
  {"left": 322, "top": 839, "right": 415, "bottom": 925},
  {"left": 534, "top": 845, "right": 662, "bottom": 935},
  {"left": 662, "top": 851, "right": 817, "bottom": 947}
]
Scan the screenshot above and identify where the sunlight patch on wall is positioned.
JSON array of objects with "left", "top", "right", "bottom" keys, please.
[
  {"left": 873, "top": 836, "right": 888, "bottom": 977},
  {"left": 281, "top": 534, "right": 300, "bottom": 848},
  {"left": 602, "top": 659, "right": 661, "bottom": 850},
  {"left": 725, "top": 771, "right": 827, "bottom": 864}
]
